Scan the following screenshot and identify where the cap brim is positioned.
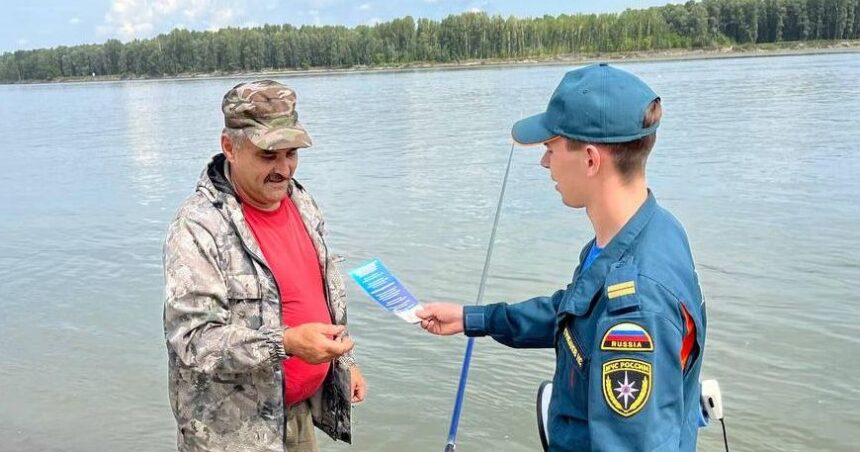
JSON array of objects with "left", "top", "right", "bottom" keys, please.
[
  {"left": 243, "top": 122, "right": 313, "bottom": 150},
  {"left": 511, "top": 113, "right": 557, "bottom": 146}
]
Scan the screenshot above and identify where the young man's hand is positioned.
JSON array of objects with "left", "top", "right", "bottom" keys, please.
[
  {"left": 416, "top": 303, "right": 465, "bottom": 336},
  {"left": 282, "top": 324, "right": 354, "bottom": 364}
]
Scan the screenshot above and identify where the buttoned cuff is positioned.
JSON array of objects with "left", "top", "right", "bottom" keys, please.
[
  {"left": 463, "top": 305, "right": 488, "bottom": 337},
  {"left": 265, "top": 326, "right": 290, "bottom": 362}
]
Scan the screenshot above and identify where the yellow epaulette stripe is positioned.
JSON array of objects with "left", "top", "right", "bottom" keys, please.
[
  {"left": 608, "top": 287, "right": 636, "bottom": 298},
  {"left": 607, "top": 281, "right": 636, "bottom": 299}
]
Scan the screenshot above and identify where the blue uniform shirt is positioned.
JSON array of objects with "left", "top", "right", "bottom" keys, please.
[
  {"left": 581, "top": 242, "right": 603, "bottom": 273},
  {"left": 464, "top": 192, "right": 706, "bottom": 451}
]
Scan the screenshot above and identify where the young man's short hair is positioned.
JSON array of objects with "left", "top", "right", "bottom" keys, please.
[{"left": 567, "top": 99, "right": 663, "bottom": 182}]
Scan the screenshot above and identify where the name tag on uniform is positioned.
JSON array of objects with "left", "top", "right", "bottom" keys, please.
[{"left": 562, "top": 325, "right": 586, "bottom": 370}]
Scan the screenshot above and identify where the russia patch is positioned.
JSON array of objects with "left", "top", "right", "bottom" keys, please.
[
  {"left": 601, "top": 322, "right": 654, "bottom": 352},
  {"left": 602, "top": 358, "right": 652, "bottom": 417}
]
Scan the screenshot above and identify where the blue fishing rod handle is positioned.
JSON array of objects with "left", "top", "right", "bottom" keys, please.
[{"left": 446, "top": 338, "right": 476, "bottom": 439}]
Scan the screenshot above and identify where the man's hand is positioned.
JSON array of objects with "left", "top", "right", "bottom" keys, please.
[
  {"left": 282, "top": 323, "right": 354, "bottom": 364},
  {"left": 349, "top": 366, "right": 367, "bottom": 404},
  {"left": 416, "top": 303, "right": 465, "bottom": 336}
]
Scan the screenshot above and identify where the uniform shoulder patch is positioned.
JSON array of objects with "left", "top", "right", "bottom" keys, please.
[
  {"left": 604, "top": 262, "right": 641, "bottom": 312},
  {"left": 601, "top": 322, "right": 654, "bottom": 352},
  {"left": 602, "top": 358, "right": 652, "bottom": 417}
]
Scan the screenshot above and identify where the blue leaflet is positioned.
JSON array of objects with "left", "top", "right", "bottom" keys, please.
[{"left": 349, "top": 258, "right": 422, "bottom": 323}]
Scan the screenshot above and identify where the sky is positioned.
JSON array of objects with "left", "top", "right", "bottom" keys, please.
[{"left": 0, "top": 0, "right": 680, "bottom": 53}]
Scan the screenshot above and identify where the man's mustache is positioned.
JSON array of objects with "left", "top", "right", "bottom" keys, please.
[{"left": 265, "top": 173, "right": 289, "bottom": 183}]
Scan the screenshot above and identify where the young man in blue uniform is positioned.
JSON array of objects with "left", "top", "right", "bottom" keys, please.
[{"left": 417, "top": 63, "right": 706, "bottom": 451}]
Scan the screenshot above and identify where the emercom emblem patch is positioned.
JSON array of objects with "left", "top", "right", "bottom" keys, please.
[
  {"left": 601, "top": 322, "right": 654, "bottom": 352},
  {"left": 602, "top": 358, "right": 652, "bottom": 417}
]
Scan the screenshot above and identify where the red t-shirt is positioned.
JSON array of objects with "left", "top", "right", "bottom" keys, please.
[{"left": 242, "top": 198, "right": 332, "bottom": 406}]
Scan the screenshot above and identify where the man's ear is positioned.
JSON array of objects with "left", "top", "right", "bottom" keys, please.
[
  {"left": 584, "top": 144, "right": 602, "bottom": 177},
  {"left": 221, "top": 133, "right": 236, "bottom": 163}
]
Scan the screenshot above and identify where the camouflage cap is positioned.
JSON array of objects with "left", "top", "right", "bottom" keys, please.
[{"left": 222, "top": 80, "right": 313, "bottom": 150}]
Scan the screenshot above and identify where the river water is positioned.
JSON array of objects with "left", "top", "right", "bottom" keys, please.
[{"left": 1, "top": 52, "right": 858, "bottom": 451}]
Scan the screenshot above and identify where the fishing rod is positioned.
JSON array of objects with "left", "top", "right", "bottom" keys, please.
[{"left": 444, "top": 141, "right": 517, "bottom": 452}]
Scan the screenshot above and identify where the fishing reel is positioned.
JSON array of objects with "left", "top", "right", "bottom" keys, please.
[{"left": 700, "top": 379, "right": 730, "bottom": 452}]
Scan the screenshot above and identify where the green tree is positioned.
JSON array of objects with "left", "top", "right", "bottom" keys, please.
[{"left": 4, "top": 0, "right": 860, "bottom": 83}]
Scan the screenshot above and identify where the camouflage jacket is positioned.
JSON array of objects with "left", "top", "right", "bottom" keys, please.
[{"left": 163, "top": 153, "right": 353, "bottom": 452}]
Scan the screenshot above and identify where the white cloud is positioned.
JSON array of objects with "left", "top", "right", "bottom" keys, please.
[
  {"left": 96, "top": 0, "right": 485, "bottom": 41},
  {"left": 17, "top": 38, "right": 28, "bottom": 46},
  {"left": 100, "top": 0, "right": 258, "bottom": 41},
  {"left": 366, "top": 17, "right": 382, "bottom": 25},
  {"left": 69, "top": 17, "right": 81, "bottom": 25},
  {"left": 307, "top": 0, "right": 337, "bottom": 8},
  {"left": 466, "top": 7, "right": 483, "bottom": 13},
  {"left": 182, "top": 0, "right": 214, "bottom": 21},
  {"left": 209, "top": 8, "right": 236, "bottom": 29},
  {"left": 308, "top": 9, "right": 321, "bottom": 26},
  {"left": 100, "top": 0, "right": 160, "bottom": 40},
  {"left": 154, "top": 0, "right": 180, "bottom": 15}
]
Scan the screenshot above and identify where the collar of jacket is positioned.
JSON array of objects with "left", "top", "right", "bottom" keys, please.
[
  {"left": 195, "top": 153, "right": 309, "bottom": 270},
  {"left": 562, "top": 190, "right": 658, "bottom": 316}
]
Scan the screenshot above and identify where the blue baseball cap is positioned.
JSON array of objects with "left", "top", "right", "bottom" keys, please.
[{"left": 512, "top": 63, "right": 660, "bottom": 145}]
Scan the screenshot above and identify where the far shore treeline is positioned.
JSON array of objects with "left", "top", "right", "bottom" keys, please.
[{"left": 2, "top": 0, "right": 859, "bottom": 82}]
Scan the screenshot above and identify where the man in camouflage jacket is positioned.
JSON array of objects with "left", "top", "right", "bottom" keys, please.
[{"left": 163, "top": 80, "right": 361, "bottom": 452}]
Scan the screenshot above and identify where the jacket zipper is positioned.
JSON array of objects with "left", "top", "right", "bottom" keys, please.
[
  {"left": 234, "top": 229, "right": 292, "bottom": 448},
  {"left": 236, "top": 207, "right": 345, "bottom": 442},
  {"left": 319, "top": 235, "right": 346, "bottom": 438}
]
